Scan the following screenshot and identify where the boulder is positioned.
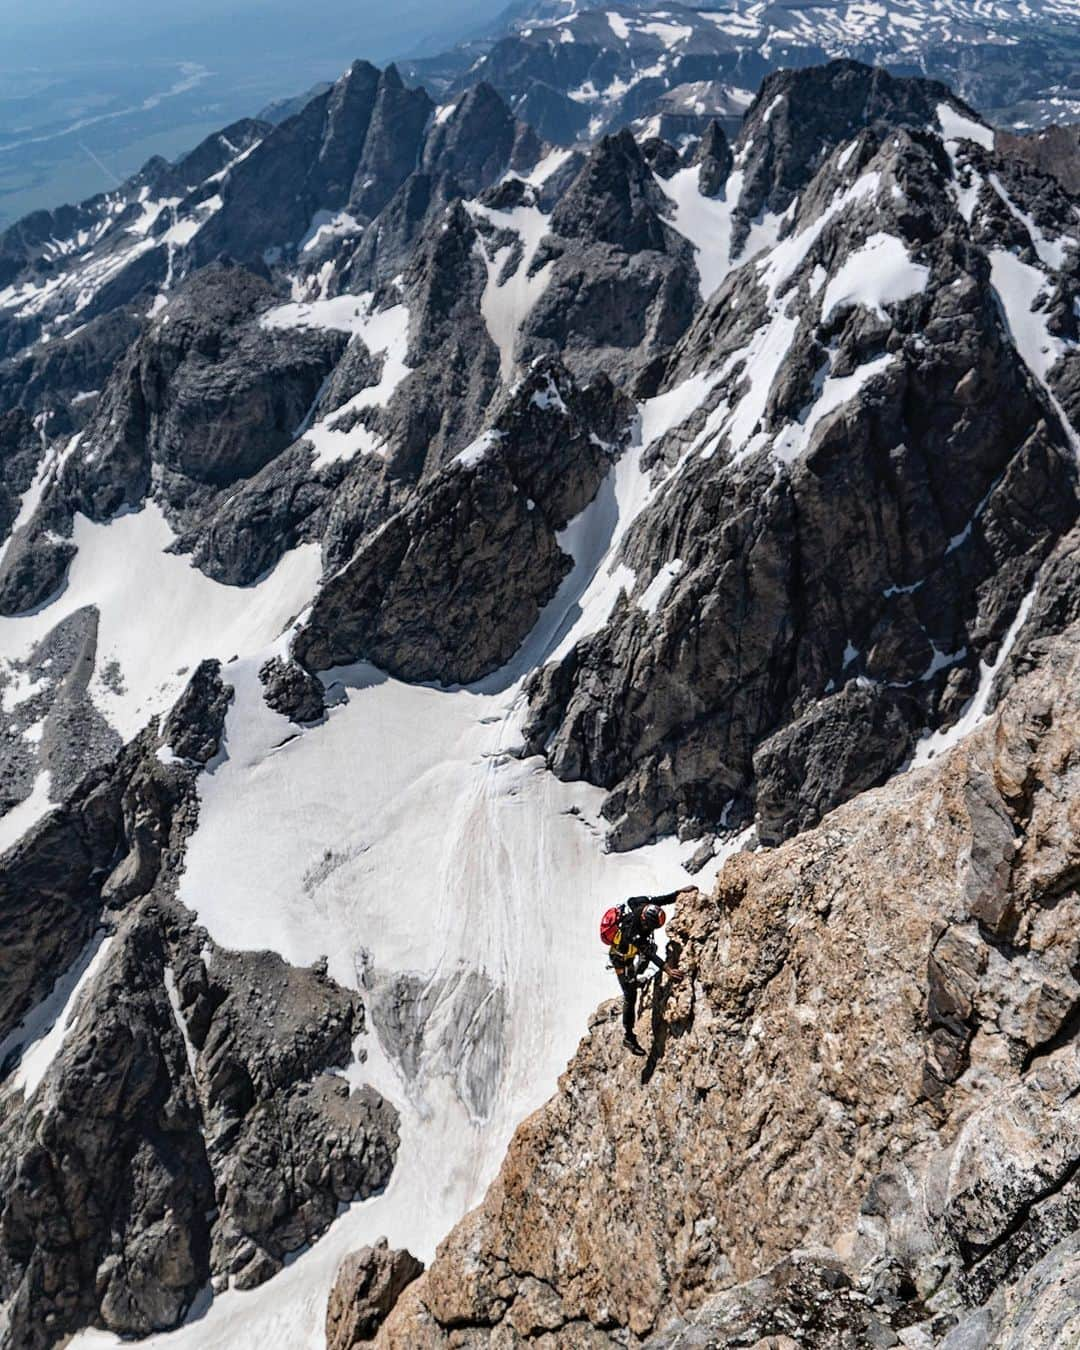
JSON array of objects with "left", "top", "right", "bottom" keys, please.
[{"left": 327, "top": 1239, "right": 424, "bottom": 1348}]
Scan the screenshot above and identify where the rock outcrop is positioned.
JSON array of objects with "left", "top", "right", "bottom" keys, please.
[
  {"left": 327, "top": 1239, "right": 424, "bottom": 1349},
  {"left": 377, "top": 619, "right": 1080, "bottom": 1347}
]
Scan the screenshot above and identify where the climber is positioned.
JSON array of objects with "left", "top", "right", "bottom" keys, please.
[{"left": 602, "top": 896, "right": 684, "bottom": 1056}]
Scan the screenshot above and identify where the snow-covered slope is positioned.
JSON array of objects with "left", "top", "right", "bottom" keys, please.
[{"left": 2, "top": 51, "right": 1080, "bottom": 1350}]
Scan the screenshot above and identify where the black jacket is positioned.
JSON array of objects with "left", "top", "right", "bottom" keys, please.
[{"left": 609, "top": 896, "right": 667, "bottom": 975}]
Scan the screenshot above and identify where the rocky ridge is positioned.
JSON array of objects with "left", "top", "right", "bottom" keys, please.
[
  {"left": 1, "top": 59, "right": 1079, "bottom": 868},
  {"left": 377, "top": 615, "right": 1080, "bottom": 1349}
]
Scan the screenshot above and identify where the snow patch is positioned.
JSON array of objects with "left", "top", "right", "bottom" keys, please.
[
  {"left": 263, "top": 298, "right": 411, "bottom": 468},
  {"left": 299, "top": 210, "right": 360, "bottom": 254},
  {"left": 820, "top": 233, "right": 931, "bottom": 323},
  {"left": 0, "top": 502, "right": 321, "bottom": 749},
  {"left": 163, "top": 966, "right": 198, "bottom": 1075},
  {"left": 655, "top": 165, "right": 747, "bottom": 300},
  {"left": 607, "top": 10, "right": 630, "bottom": 39},
  {"left": 911, "top": 585, "right": 1037, "bottom": 766},
  {"left": 937, "top": 101, "right": 995, "bottom": 150},
  {"left": 989, "top": 248, "right": 1079, "bottom": 455},
  {"left": 1, "top": 933, "right": 114, "bottom": 1101},
  {"left": 467, "top": 202, "right": 553, "bottom": 384},
  {"left": 638, "top": 559, "right": 685, "bottom": 614},
  {"left": 772, "top": 354, "right": 896, "bottom": 465},
  {"left": 455, "top": 430, "right": 503, "bottom": 468}
]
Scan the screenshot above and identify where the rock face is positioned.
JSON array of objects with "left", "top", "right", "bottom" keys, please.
[
  {"left": 520, "top": 61, "right": 1080, "bottom": 852},
  {"left": 377, "top": 619, "right": 1080, "bottom": 1348},
  {"left": 327, "top": 1239, "right": 425, "bottom": 1349},
  {"left": 10, "top": 60, "right": 1075, "bottom": 861},
  {"left": 294, "top": 360, "right": 632, "bottom": 683},
  {"left": 259, "top": 655, "right": 326, "bottom": 724}
]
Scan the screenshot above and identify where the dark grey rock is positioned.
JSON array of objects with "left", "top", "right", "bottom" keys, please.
[
  {"left": 295, "top": 452, "right": 570, "bottom": 683},
  {"left": 69, "top": 264, "right": 346, "bottom": 518},
  {"left": 753, "top": 682, "right": 917, "bottom": 847},
  {"left": 0, "top": 410, "right": 42, "bottom": 541},
  {"left": 0, "top": 690, "right": 398, "bottom": 1346},
  {"left": 162, "top": 659, "right": 233, "bottom": 763},
  {"left": 294, "top": 360, "right": 631, "bottom": 684},
  {"left": 259, "top": 656, "right": 325, "bottom": 724},
  {"left": 692, "top": 120, "right": 733, "bottom": 198},
  {"left": 523, "top": 110, "right": 1079, "bottom": 852}
]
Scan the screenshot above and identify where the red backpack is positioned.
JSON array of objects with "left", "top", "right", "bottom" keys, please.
[{"left": 600, "top": 905, "right": 623, "bottom": 946}]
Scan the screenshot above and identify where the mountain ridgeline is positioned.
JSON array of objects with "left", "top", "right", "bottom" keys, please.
[{"left": 0, "top": 43, "right": 1079, "bottom": 1350}]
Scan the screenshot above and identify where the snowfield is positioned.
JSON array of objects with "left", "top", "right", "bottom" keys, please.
[{"left": 0, "top": 503, "right": 321, "bottom": 846}]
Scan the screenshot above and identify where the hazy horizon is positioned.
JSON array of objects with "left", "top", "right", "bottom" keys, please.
[{"left": 0, "top": 0, "right": 510, "bottom": 227}]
